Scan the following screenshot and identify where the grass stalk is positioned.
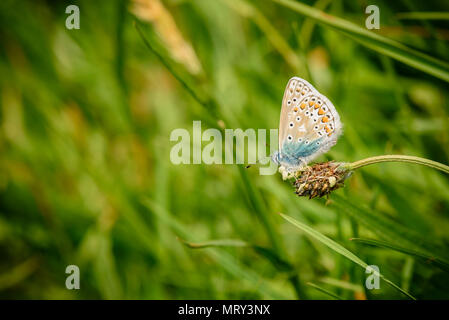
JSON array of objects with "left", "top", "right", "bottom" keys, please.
[{"left": 342, "top": 155, "right": 449, "bottom": 174}]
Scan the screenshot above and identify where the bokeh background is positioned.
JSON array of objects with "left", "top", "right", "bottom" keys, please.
[{"left": 1, "top": 0, "right": 449, "bottom": 299}]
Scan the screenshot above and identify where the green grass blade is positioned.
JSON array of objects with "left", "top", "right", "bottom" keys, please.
[
  {"left": 318, "top": 277, "right": 363, "bottom": 292},
  {"left": 279, "top": 213, "right": 366, "bottom": 268},
  {"left": 178, "top": 238, "right": 249, "bottom": 249},
  {"left": 134, "top": 20, "right": 220, "bottom": 127},
  {"left": 136, "top": 20, "right": 285, "bottom": 257},
  {"left": 332, "top": 195, "right": 448, "bottom": 259},
  {"left": 401, "top": 257, "right": 415, "bottom": 293},
  {"left": 396, "top": 12, "right": 449, "bottom": 20},
  {"left": 238, "top": 166, "right": 284, "bottom": 255},
  {"left": 178, "top": 237, "right": 293, "bottom": 272},
  {"left": 272, "top": 0, "right": 449, "bottom": 82},
  {"left": 0, "top": 257, "right": 39, "bottom": 291},
  {"left": 307, "top": 282, "right": 344, "bottom": 300},
  {"left": 224, "top": 0, "right": 302, "bottom": 72},
  {"left": 178, "top": 236, "right": 306, "bottom": 297},
  {"left": 350, "top": 238, "right": 449, "bottom": 273},
  {"left": 142, "top": 199, "right": 289, "bottom": 299},
  {"left": 207, "top": 249, "right": 288, "bottom": 299},
  {"left": 278, "top": 212, "right": 416, "bottom": 300}
]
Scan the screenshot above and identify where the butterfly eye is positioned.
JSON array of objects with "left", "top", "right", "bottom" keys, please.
[
  {"left": 289, "top": 122, "right": 294, "bottom": 128},
  {"left": 287, "top": 135, "right": 293, "bottom": 141}
]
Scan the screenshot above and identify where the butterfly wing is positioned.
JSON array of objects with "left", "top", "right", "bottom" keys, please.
[
  {"left": 278, "top": 77, "right": 317, "bottom": 150},
  {"left": 278, "top": 77, "right": 342, "bottom": 170}
]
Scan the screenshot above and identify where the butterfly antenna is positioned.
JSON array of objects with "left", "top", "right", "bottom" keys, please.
[{"left": 245, "top": 156, "right": 270, "bottom": 169}]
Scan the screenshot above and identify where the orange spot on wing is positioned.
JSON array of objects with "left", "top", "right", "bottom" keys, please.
[
  {"left": 322, "top": 116, "right": 329, "bottom": 123},
  {"left": 318, "top": 108, "right": 325, "bottom": 115},
  {"left": 294, "top": 107, "right": 298, "bottom": 112},
  {"left": 300, "top": 103, "right": 306, "bottom": 110},
  {"left": 314, "top": 103, "right": 320, "bottom": 109},
  {"left": 309, "top": 101, "right": 314, "bottom": 107},
  {"left": 324, "top": 125, "right": 331, "bottom": 133}
]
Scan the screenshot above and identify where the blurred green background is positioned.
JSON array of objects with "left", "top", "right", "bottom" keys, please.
[{"left": 1, "top": 0, "right": 449, "bottom": 299}]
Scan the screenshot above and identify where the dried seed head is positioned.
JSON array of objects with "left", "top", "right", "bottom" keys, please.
[{"left": 294, "top": 161, "right": 352, "bottom": 199}]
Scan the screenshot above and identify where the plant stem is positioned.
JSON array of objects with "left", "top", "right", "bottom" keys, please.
[{"left": 342, "top": 155, "right": 449, "bottom": 174}]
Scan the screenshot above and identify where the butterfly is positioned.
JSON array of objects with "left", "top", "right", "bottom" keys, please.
[{"left": 271, "top": 77, "right": 343, "bottom": 179}]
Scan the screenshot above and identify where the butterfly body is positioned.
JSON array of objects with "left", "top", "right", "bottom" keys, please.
[{"left": 273, "top": 77, "right": 342, "bottom": 178}]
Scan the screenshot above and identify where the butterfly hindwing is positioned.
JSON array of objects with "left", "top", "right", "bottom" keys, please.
[{"left": 278, "top": 77, "right": 317, "bottom": 151}]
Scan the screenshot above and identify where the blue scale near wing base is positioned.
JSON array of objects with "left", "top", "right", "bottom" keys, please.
[{"left": 279, "top": 137, "right": 324, "bottom": 166}]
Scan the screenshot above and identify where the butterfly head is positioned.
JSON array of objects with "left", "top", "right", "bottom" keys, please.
[
  {"left": 271, "top": 149, "right": 308, "bottom": 177},
  {"left": 271, "top": 150, "right": 281, "bottom": 165}
]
